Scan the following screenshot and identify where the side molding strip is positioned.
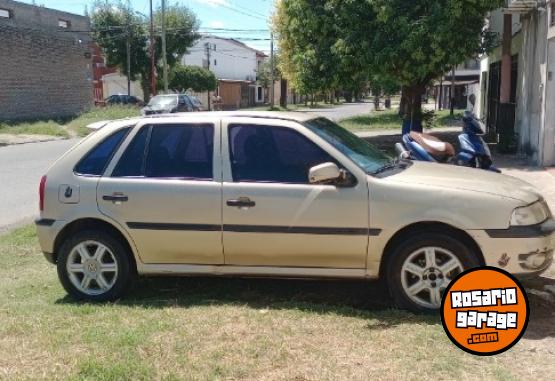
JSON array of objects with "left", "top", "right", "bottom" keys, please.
[{"left": 127, "top": 222, "right": 381, "bottom": 236}]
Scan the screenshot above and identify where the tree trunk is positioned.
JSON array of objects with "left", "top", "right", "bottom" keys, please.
[
  {"left": 141, "top": 78, "right": 151, "bottom": 104},
  {"left": 280, "top": 79, "right": 287, "bottom": 108},
  {"left": 401, "top": 84, "right": 425, "bottom": 134}
]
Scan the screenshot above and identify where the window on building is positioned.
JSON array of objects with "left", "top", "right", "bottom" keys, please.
[
  {"left": 214, "top": 59, "right": 217, "bottom": 66},
  {"left": 551, "top": 3, "right": 555, "bottom": 26},
  {"left": 0, "top": 8, "right": 12, "bottom": 18},
  {"left": 228, "top": 125, "right": 336, "bottom": 184},
  {"left": 58, "top": 19, "right": 70, "bottom": 29}
]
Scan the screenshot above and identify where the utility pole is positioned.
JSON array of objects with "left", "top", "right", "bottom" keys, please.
[
  {"left": 149, "top": 0, "right": 156, "bottom": 98},
  {"left": 205, "top": 42, "right": 212, "bottom": 111},
  {"left": 126, "top": 0, "right": 131, "bottom": 96},
  {"left": 270, "top": 32, "right": 275, "bottom": 108},
  {"left": 450, "top": 66, "right": 455, "bottom": 116},
  {"left": 161, "top": 0, "right": 169, "bottom": 93}
]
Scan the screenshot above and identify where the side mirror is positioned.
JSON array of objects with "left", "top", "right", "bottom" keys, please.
[{"left": 309, "top": 162, "right": 342, "bottom": 184}]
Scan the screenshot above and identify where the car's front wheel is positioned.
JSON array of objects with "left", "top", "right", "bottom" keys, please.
[
  {"left": 57, "top": 230, "right": 135, "bottom": 302},
  {"left": 387, "top": 232, "right": 481, "bottom": 313}
]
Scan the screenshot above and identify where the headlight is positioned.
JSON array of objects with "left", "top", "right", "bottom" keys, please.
[{"left": 510, "top": 201, "right": 551, "bottom": 226}]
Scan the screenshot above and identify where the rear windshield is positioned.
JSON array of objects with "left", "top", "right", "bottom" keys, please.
[{"left": 148, "top": 95, "right": 177, "bottom": 107}]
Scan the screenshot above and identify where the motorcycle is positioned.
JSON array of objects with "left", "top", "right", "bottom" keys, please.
[{"left": 395, "top": 105, "right": 501, "bottom": 173}]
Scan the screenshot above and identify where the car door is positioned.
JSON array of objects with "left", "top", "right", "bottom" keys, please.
[
  {"left": 98, "top": 119, "right": 223, "bottom": 265},
  {"left": 221, "top": 117, "right": 370, "bottom": 269}
]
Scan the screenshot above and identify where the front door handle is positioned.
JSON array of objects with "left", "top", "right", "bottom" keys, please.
[
  {"left": 226, "top": 197, "right": 256, "bottom": 208},
  {"left": 102, "top": 194, "right": 129, "bottom": 203}
]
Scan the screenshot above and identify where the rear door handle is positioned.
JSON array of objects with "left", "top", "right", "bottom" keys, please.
[
  {"left": 226, "top": 197, "right": 256, "bottom": 208},
  {"left": 102, "top": 194, "right": 129, "bottom": 202}
]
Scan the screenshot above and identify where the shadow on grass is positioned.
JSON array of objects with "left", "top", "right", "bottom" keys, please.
[{"left": 57, "top": 276, "right": 439, "bottom": 328}]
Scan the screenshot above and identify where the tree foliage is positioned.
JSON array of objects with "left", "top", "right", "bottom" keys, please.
[
  {"left": 169, "top": 64, "right": 217, "bottom": 93},
  {"left": 275, "top": 0, "right": 503, "bottom": 125},
  {"left": 91, "top": 0, "right": 200, "bottom": 100}
]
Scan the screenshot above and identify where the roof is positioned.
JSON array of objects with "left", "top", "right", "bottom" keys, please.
[
  {"left": 200, "top": 35, "right": 268, "bottom": 57},
  {"left": 86, "top": 111, "right": 319, "bottom": 130}
]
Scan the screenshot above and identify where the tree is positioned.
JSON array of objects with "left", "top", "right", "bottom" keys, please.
[
  {"left": 275, "top": 0, "right": 502, "bottom": 131},
  {"left": 91, "top": 1, "right": 200, "bottom": 101},
  {"left": 274, "top": 1, "right": 345, "bottom": 104},
  {"left": 168, "top": 64, "right": 217, "bottom": 93}
]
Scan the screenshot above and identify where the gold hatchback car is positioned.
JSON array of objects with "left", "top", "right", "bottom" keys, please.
[{"left": 36, "top": 112, "right": 555, "bottom": 312}]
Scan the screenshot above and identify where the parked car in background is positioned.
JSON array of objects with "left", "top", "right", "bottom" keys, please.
[
  {"left": 105, "top": 95, "right": 144, "bottom": 107},
  {"left": 142, "top": 94, "right": 197, "bottom": 115},
  {"left": 36, "top": 112, "right": 554, "bottom": 313}
]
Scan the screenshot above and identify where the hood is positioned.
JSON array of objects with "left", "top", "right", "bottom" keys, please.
[{"left": 386, "top": 161, "right": 541, "bottom": 204}]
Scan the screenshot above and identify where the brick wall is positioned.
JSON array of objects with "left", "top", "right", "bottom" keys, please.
[{"left": 0, "top": 0, "right": 92, "bottom": 121}]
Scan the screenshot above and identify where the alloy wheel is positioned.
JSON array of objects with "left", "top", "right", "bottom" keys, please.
[
  {"left": 66, "top": 240, "right": 119, "bottom": 296},
  {"left": 400, "top": 246, "right": 464, "bottom": 309}
]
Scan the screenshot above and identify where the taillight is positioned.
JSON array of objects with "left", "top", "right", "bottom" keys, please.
[{"left": 39, "top": 175, "right": 47, "bottom": 212}]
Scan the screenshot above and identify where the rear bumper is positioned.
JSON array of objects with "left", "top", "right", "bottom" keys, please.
[
  {"left": 470, "top": 219, "right": 555, "bottom": 277},
  {"left": 35, "top": 218, "right": 65, "bottom": 264}
]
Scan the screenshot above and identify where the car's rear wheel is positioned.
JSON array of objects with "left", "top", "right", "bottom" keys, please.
[
  {"left": 57, "top": 230, "right": 135, "bottom": 302},
  {"left": 387, "top": 232, "right": 480, "bottom": 313}
]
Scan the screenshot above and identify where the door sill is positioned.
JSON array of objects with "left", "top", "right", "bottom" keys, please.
[{"left": 138, "top": 263, "right": 371, "bottom": 279}]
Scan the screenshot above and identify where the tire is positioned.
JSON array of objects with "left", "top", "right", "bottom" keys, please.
[
  {"left": 386, "top": 232, "right": 480, "bottom": 313},
  {"left": 57, "top": 230, "right": 136, "bottom": 302}
]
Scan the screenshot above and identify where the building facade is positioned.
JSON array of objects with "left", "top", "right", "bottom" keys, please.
[
  {"left": 0, "top": 0, "right": 92, "bottom": 121},
  {"left": 182, "top": 36, "right": 267, "bottom": 109},
  {"left": 478, "top": 1, "right": 555, "bottom": 165}
]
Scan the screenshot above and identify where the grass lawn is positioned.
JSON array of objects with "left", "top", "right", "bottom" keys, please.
[
  {"left": 0, "top": 106, "right": 141, "bottom": 138},
  {"left": 1, "top": 226, "right": 554, "bottom": 380},
  {"left": 340, "top": 109, "right": 464, "bottom": 132}
]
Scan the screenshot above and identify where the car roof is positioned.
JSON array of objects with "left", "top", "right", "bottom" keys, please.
[{"left": 88, "top": 111, "right": 319, "bottom": 131}]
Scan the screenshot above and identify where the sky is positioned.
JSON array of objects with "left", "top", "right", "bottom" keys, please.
[{"left": 17, "top": 0, "right": 275, "bottom": 53}]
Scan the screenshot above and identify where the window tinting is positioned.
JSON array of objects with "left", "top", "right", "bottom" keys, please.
[
  {"left": 145, "top": 124, "right": 214, "bottom": 179},
  {"left": 75, "top": 128, "right": 130, "bottom": 176},
  {"left": 112, "top": 126, "right": 149, "bottom": 177},
  {"left": 229, "top": 125, "right": 335, "bottom": 183}
]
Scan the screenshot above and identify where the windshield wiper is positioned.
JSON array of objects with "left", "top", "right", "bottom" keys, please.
[{"left": 372, "top": 158, "right": 411, "bottom": 175}]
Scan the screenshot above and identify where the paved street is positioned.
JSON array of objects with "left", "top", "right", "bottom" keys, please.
[
  {"left": 301, "top": 102, "right": 374, "bottom": 121},
  {"left": 0, "top": 139, "right": 79, "bottom": 233}
]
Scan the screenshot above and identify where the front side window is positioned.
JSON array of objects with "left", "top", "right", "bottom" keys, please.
[
  {"left": 75, "top": 128, "right": 130, "bottom": 176},
  {"left": 229, "top": 124, "right": 335, "bottom": 184}
]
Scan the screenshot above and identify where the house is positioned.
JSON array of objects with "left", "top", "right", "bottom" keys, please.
[
  {"left": 477, "top": 0, "right": 555, "bottom": 165},
  {"left": 433, "top": 59, "right": 481, "bottom": 111},
  {"left": 0, "top": 0, "right": 92, "bottom": 121},
  {"left": 182, "top": 35, "right": 268, "bottom": 109}
]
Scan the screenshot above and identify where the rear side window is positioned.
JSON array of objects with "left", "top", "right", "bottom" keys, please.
[
  {"left": 112, "top": 124, "right": 214, "bottom": 180},
  {"left": 146, "top": 124, "right": 214, "bottom": 179},
  {"left": 75, "top": 128, "right": 130, "bottom": 176},
  {"left": 112, "top": 126, "right": 149, "bottom": 177}
]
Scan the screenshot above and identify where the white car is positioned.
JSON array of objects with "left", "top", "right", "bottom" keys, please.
[{"left": 35, "top": 112, "right": 554, "bottom": 312}]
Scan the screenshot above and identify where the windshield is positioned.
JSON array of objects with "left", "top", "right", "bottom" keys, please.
[
  {"left": 304, "top": 117, "right": 392, "bottom": 174},
  {"left": 147, "top": 95, "right": 177, "bottom": 108}
]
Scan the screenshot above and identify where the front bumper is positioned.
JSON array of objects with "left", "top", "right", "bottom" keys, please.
[{"left": 470, "top": 219, "right": 555, "bottom": 276}]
